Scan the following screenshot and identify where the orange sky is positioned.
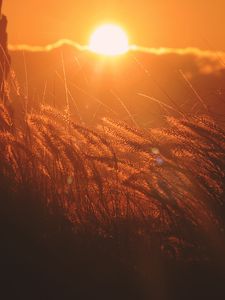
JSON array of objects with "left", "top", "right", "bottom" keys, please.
[{"left": 3, "top": 1, "right": 225, "bottom": 51}]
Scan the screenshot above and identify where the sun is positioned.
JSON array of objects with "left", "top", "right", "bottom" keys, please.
[{"left": 89, "top": 24, "right": 129, "bottom": 56}]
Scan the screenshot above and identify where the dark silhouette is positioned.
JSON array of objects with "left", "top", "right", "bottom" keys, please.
[{"left": 0, "top": 1, "right": 10, "bottom": 99}]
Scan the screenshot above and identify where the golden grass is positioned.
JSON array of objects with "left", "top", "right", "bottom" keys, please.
[{"left": 0, "top": 101, "right": 225, "bottom": 260}]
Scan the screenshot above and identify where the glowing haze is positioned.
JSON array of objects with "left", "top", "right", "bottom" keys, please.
[{"left": 3, "top": 1, "right": 225, "bottom": 51}]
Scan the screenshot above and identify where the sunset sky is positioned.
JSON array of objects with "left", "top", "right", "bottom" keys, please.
[{"left": 3, "top": 1, "right": 225, "bottom": 51}]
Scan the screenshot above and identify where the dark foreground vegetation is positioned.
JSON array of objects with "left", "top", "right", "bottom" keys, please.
[{"left": 0, "top": 101, "right": 225, "bottom": 299}]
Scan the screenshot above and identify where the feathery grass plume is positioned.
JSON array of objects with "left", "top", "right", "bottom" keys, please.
[
  {"left": 0, "top": 99, "right": 225, "bottom": 261},
  {"left": 101, "top": 117, "right": 225, "bottom": 245}
]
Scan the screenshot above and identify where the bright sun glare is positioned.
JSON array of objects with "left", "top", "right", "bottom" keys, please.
[{"left": 89, "top": 24, "right": 129, "bottom": 56}]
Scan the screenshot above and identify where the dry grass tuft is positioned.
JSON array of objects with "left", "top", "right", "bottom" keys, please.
[{"left": 0, "top": 101, "right": 225, "bottom": 261}]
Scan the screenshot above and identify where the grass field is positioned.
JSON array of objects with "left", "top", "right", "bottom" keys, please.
[{"left": 0, "top": 97, "right": 225, "bottom": 299}]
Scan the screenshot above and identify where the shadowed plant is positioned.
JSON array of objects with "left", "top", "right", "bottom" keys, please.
[
  {"left": 0, "top": 100, "right": 225, "bottom": 262},
  {"left": 1, "top": 100, "right": 225, "bottom": 299}
]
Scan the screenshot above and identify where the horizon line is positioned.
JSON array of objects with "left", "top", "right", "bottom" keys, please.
[{"left": 8, "top": 39, "right": 225, "bottom": 60}]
